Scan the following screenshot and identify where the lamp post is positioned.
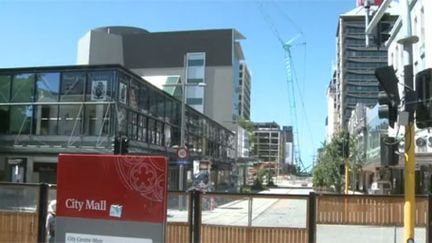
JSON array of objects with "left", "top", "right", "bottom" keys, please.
[{"left": 163, "top": 61, "right": 206, "bottom": 191}]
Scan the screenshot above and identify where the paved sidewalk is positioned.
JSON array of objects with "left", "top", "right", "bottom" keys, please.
[{"left": 317, "top": 224, "right": 426, "bottom": 243}]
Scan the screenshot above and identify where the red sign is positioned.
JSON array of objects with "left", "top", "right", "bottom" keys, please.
[
  {"left": 356, "top": 0, "right": 383, "bottom": 6},
  {"left": 176, "top": 147, "right": 189, "bottom": 160},
  {"left": 57, "top": 154, "right": 168, "bottom": 223}
]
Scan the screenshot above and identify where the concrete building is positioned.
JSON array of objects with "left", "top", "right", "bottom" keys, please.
[
  {"left": 386, "top": 0, "right": 432, "bottom": 193},
  {"left": 253, "top": 122, "right": 283, "bottom": 165},
  {"left": 335, "top": 4, "right": 398, "bottom": 128},
  {"left": 0, "top": 65, "right": 236, "bottom": 191},
  {"left": 77, "top": 27, "right": 251, "bottom": 131},
  {"left": 326, "top": 70, "right": 339, "bottom": 142}
]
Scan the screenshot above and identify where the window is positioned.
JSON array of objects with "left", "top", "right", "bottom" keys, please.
[
  {"left": 0, "top": 75, "right": 11, "bottom": 103},
  {"left": 137, "top": 115, "right": 147, "bottom": 143},
  {"left": 156, "top": 121, "right": 163, "bottom": 146},
  {"left": 60, "top": 72, "right": 85, "bottom": 102},
  {"left": 187, "top": 52, "right": 205, "bottom": 85},
  {"left": 36, "top": 73, "right": 60, "bottom": 102},
  {"left": 188, "top": 59, "right": 204, "bottom": 66},
  {"left": 58, "top": 105, "right": 83, "bottom": 136},
  {"left": 149, "top": 89, "right": 158, "bottom": 116},
  {"left": 0, "top": 106, "right": 9, "bottom": 133},
  {"left": 129, "top": 81, "right": 139, "bottom": 109},
  {"left": 187, "top": 98, "right": 203, "bottom": 105},
  {"left": 164, "top": 124, "right": 171, "bottom": 147},
  {"left": 10, "top": 105, "right": 33, "bottom": 134},
  {"left": 139, "top": 85, "right": 149, "bottom": 113},
  {"left": 157, "top": 95, "right": 165, "bottom": 118},
  {"left": 34, "top": 105, "right": 59, "bottom": 135},
  {"left": 11, "top": 74, "right": 34, "bottom": 102},
  {"left": 128, "top": 111, "right": 138, "bottom": 140},
  {"left": 85, "top": 104, "right": 111, "bottom": 136},
  {"left": 148, "top": 118, "right": 156, "bottom": 144},
  {"left": 164, "top": 99, "right": 172, "bottom": 123}
]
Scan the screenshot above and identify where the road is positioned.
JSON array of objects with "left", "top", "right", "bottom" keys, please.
[
  {"left": 167, "top": 184, "right": 427, "bottom": 242},
  {"left": 168, "top": 186, "right": 311, "bottom": 228}
]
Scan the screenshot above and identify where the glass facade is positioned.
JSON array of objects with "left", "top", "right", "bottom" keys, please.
[
  {"left": 0, "top": 65, "right": 233, "bottom": 163},
  {"left": 365, "top": 105, "right": 388, "bottom": 166},
  {"left": 186, "top": 52, "right": 206, "bottom": 113}
]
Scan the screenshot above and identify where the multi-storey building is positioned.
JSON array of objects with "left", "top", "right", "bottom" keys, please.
[
  {"left": 386, "top": 0, "right": 432, "bottom": 193},
  {"left": 335, "top": 4, "right": 398, "bottom": 128},
  {"left": 238, "top": 60, "right": 251, "bottom": 120},
  {"left": 253, "top": 122, "right": 283, "bottom": 165},
  {"left": 77, "top": 27, "right": 251, "bottom": 130},
  {"left": 0, "top": 65, "right": 235, "bottom": 190},
  {"left": 326, "top": 70, "right": 339, "bottom": 142}
]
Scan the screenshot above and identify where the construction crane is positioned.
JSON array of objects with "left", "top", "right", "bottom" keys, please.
[{"left": 257, "top": 2, "right": 311, "bottom": 173}]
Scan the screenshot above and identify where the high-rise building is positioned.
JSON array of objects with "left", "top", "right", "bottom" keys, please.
[
  {"left": 77, "top": 27, "right": 251, "bottom": 130},
  {"left": 335, "top": 5, "right": 398, "bottom": 128}
]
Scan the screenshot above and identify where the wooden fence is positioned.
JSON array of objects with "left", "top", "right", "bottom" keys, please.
[
  {"left": 1, "top": 185, "right": 431, "bottom": 243},
  {"left": 200, "top": 225, "right": 308, "bottom": 243},
  {"left": 316, "top": 195, "right": 428, "bottom": 226},
  {"left": 167, "top": 222, "right": 190, "bottom": 243},
  {"left": 0, "top": 211, "right": 38, "bottom": 243}
]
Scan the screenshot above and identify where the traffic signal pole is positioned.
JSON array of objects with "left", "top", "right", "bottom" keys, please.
[
  {"left": 404, "top": 123, "right": 415, "bottom": 242},
  {"left": 398, "top": 0, "right": 418, "bottom": 241},
  {"left": 366, "top": 0, "right": 418, "bottom": 241}
]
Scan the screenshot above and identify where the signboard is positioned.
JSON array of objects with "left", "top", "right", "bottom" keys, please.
[
  {"left": 176, "top": 147, "right": 189, "bottom": 160},
  {"left": 356, "top": 0, "right": 383, "bottom": 6},
  {"left": 176, "top": 159, "right": 189, "bottom": 165},
  {"left": 56, "top": 154, "right": 168, "bottom": 243}
]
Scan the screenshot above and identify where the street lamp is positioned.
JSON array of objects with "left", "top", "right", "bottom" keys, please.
[
  {"left": 163, "top": 59, "right": 206, "bottom": 191},
  {"left": 222, "top": 120, "right": 241, "bottom": 192}
]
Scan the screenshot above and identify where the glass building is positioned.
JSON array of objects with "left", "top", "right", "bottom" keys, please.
[{"left": 0, "top": 64, "right": 235, "bottom": 190}]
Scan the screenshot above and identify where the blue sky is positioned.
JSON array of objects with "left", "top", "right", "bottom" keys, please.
[{"left": 1, "top": 0, "right": 355, "bottom": 170}]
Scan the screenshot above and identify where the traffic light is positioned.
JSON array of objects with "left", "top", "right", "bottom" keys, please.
[
  {"left": 415, "top": 68, "right": 432, "bottom": 128},
  {"left": 120, "top": 137, "right": 129, "bottom": 154},
  {"left": 112, "top": 136, "right": 128, "bottom": 154},
  {"left": 380, "top": 135, "right": 399, "bottom": 166},
  {"left": 113, "top": 136, "right": 121, "bottom": 154},
  {"left": 375, "top": 66, "right": 400, "bottom": 128},
  {"left": 374, "top": 21, "right": 391, "bottom": 48}
]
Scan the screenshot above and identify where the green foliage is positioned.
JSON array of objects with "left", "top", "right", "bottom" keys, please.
[
  {"left": 312, "top": 130, "right": 357, "bottom": 193},
  {"left": 239, "top": 118, "right": 256, "bottom": 153},
  {"left": 251, "top": 168, "right": 277, "bottom": 190},
  {"left": 240, "top": 185, "right": 252, "bottom": 194}
]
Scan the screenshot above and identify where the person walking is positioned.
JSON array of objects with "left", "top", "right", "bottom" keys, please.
[{"left": 46, "top": 200, "right": 56, "bottom": 243}]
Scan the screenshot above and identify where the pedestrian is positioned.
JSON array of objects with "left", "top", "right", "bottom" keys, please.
[{"left": 46, "top": 200, "right": 56, "bottom": 243}]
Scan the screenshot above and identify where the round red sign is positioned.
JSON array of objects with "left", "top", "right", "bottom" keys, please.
[{"left": 176, "top": 147, "right": 189, "bottom": 159}]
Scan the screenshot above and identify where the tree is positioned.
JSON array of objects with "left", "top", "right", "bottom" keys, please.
[
  {"left": 239, "top": 118, "right": 256, "bottom": 154},
  {"left": 312, "top": 130, "right": 356, "bottom": 193}
]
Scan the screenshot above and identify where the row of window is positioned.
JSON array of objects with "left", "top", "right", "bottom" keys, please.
[
  {"left": 0, "top": 104, "right": 110, "bottom": 136},
  {"left": 0, "top": 71, "right": 182, "bottom": 126},
  {"left": 0, "top": 66, "right": 235, "bottom": 158}
]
